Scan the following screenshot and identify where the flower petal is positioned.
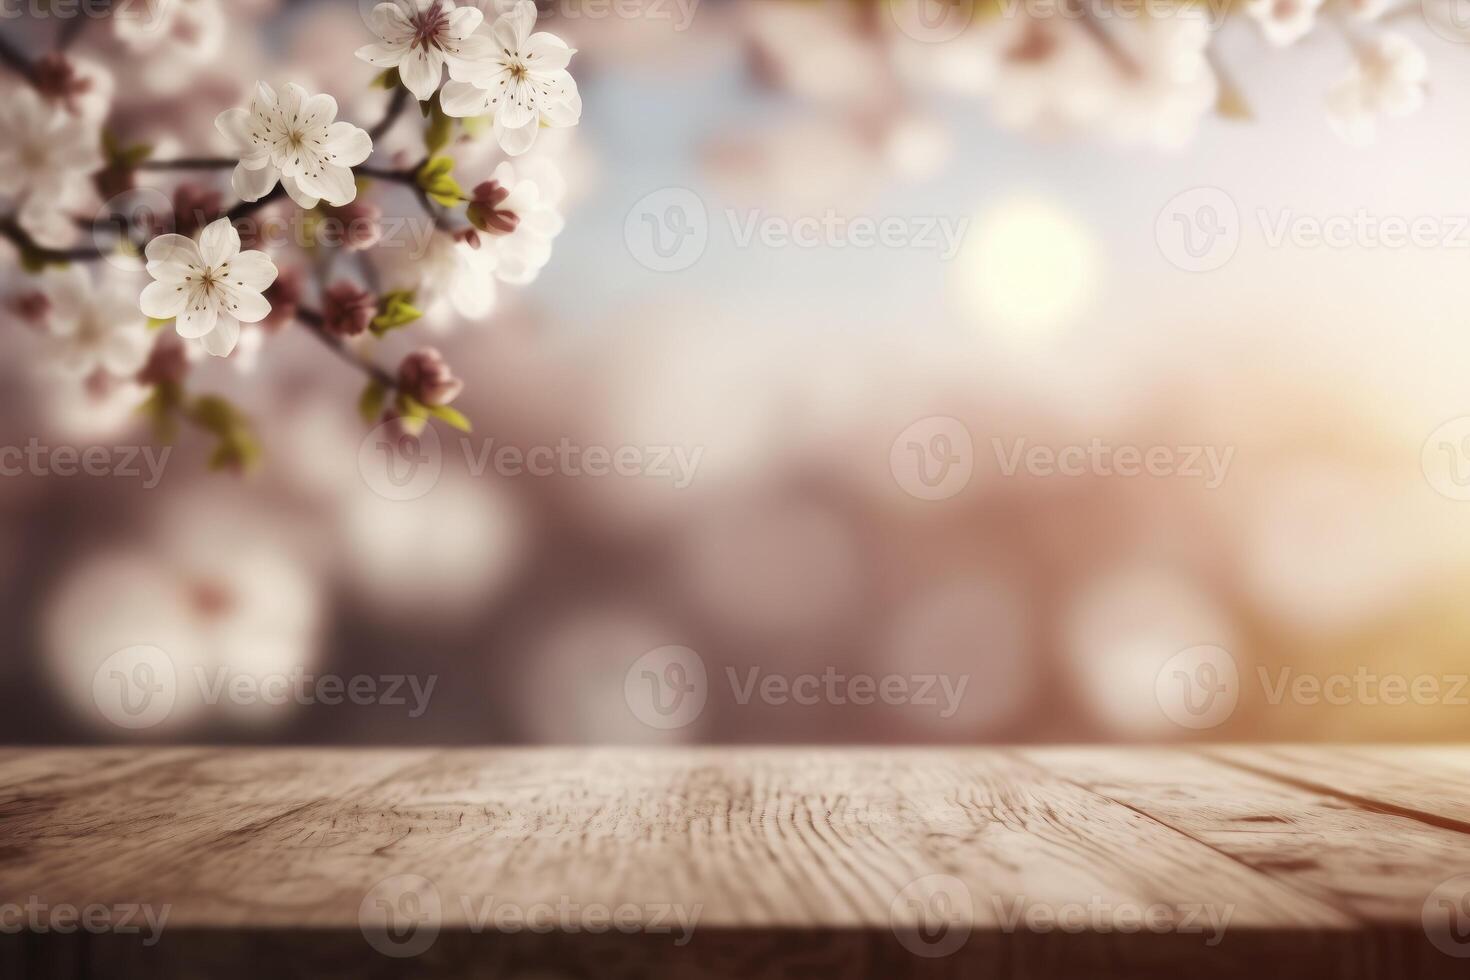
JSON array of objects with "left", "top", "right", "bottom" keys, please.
[
  {"left": 445, "top": 5, "right": 483, "bottom": 38},
  {"left": 494, "top": 114, "right": 539, "bottom": 156},
  {"left": 323, "top": 122, "right": 373, "bottom": 168},
  {"left": 227, "top": 250, "right": 279, "bottom": 292},
  {"left": 398, "top": 46, "right": 444, "bottom": 101},
  {"left": 370, "top": 1, "right": 415, "bottom": 42},
  {"left": 445, "top": 34, "right": 500, "bottom": 80},
  {"left": 522, "top": 32, "right": 572, "bottom": 71},
  {"left": 299, "top": 92, "right": 339, "bottom": 131},
  {"left": 198, "top": 218, "right": 241, "bottom": 268},
  {"left": 232, "top": 160, "right": 281, "bottom": 202},
  {"left": 356, "top": 41, "right": 406, "bottom": 67},
  {"left": 176, "top": 292, "right": 219, "bottom": 339},
  {"left": 139, "top": 279, "right": 189, "bottom": 320},
  {"left": 440, "top": 80, "right": 491, "bottom": 117},
  {"left": 145, "top": 233, "right": 202, "bottom": 269},
  {"left": 301, "top": 164, "right": 358, "bottom": 208},
  {"left": 200, "top": 316, "right": 240, "bottom": 357},
  {"left": 500, "top": 0, "right": 538, "bottom": 47},
  {"left": 221, "top": 286, "right": 271, "bottom": 324},
  {"left": 281, "top": 175, "right": 320, "bottom": 210},
  {"left": 215, "top": 106, "right": 256, "bottom": 152}
]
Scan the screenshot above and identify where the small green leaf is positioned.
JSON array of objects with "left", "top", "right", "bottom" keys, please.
[
  {"left": 358, "top": 379, "right": 388, "bottom": 424},
  {"left": 372, "top": 290, "right": 423, "bottom": 336},
  {"left": 416, "top": 156, "right": 464, "bottom": 208},
  {"left": 147, "top": 317, "right": 171, "bottom": 332},
  {"left": 102, "top": 129, "right": 153, "bottom": 168},
  {"left": 396, "top": 393, "right": 431, "bottom": 422},
  {"left": 371, "top": 68, "right": 401, "bottom": 90},
  {"left": 428, "top": 404, "right": 472, "bottom": 433}
]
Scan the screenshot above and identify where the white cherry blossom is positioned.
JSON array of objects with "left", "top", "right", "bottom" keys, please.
[
  {"left": 488, "top": 160, "right": 565, "bottom": 285},
  {"left": 139, "top": 218, "right": 279, "bottom": 358},
  {"left": 382, "top": 231, "right": 497, "bottom": 321},
  {"left": 0, "top": 86, "right": 103, "bottom": 249},
  {"left": 216, "top": 82, "right": 374, "bottom": 210},
  {"left": 356, "top": 0, "right": 495, "bottom": 101},
  {"left": 39, "top": 267, "right": 152, "bottom": 379},
  {"left": 1326, "top": 33, "right": 1428, "bottom": 145},
  {"left": 114, "top": 0, "right": 226, "bottom": 94},
  {"left": 1245, "top": 0, "right": 1325, "bottom": 47},
  {"left": 439, "top": 0, "right": 582, "bottom": 156}
]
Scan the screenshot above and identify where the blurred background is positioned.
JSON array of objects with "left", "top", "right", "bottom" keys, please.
[{"left": 5, "top": 0, "right": 1470, "bottom": 744}]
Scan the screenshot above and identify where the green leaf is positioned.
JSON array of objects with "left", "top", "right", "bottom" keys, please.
[
  {"left": 416, "top": 156, "right": 464, "bottom": 208},
  {"left": 102, "top": 129, "right": 152, "bottom": 168},
  {"left": 139, "top": 382, "right": 182, "bottom": 443},
  {"left": 428, "top": 404, "right": 472, "bottom": 433},
  {"left": 372, "top": 290, "right": 423, "bottom": 336},
  {"left": 358, "top": 379, "right": 388, "bottom": 425},
  {"left": 371, "top": 68, "right": 401, "bottom": 90},
  {"left": 396, "top": 393, "right": 431, "bottom": 422},
  {"left": 146, "top": 317, "right": 171, "bottom": 332}
]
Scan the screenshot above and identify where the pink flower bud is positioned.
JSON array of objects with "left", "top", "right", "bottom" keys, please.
[
  {"left": 262, "top": 267, "right": 304, "bottom": 332},
  {"left": 326, "top": 200, "right": 384, "bottom": 252},
  {"left": 11, "top": 291, "right": 49, "bottom": 327},
  {"left": 34, "top": 54, "right": 94, "bottom": 117},
  {"left": 397, "top": 347, "right": 464, "bottom": 408},
  {"left": 322, "top": 281, "right": 377, "bottom": 338},
  {"left": 466, "top": 179, "right": 520, "bottom": 236},
  {"left": 137, "top": 337, "right": 189, "bottom": 388}
]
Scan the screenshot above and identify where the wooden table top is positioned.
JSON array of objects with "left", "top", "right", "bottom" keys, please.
[{"left": 3, "top": 746, "right": 1470, "bottom": 978}]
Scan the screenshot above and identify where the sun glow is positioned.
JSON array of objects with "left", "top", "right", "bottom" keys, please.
[{"left": 952, "top": 196, "right": 1097, "bottom": 340}]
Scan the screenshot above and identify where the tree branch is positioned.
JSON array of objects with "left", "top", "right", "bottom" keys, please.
[
  {"left": 368, "top": 85, "right": 411, "bottom": 143},
  {"left": 356, "top": 164, "right": 420, "bottom": 185},
  {"left": 0, "top": 217, "right": 107, "bottom": 264},
  {"left": 0, "top": 32, "right": 37, "bottom": 84},
  {"left": 137, "top": 158, "right": 237, "bottom": 172},
  {"left": 295, "top": 307, "right": 397, "bottom": 390}
]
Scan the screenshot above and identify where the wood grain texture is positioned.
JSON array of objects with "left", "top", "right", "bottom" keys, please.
[{"left": 0, "top": 747, "right": 1466, "bottom": 979}]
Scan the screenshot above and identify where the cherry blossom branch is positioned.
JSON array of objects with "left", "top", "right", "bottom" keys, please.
[
  {"left": 294, "top": 307, "right": 397, "bottom": 390},
  {"left": 0, "top": 217, "right": 105, "bottom": 263},
  {"left": 225, "top": 184, "right": 288, "bottom": 224},
  {"left": 355, "top": 165, "right": 420, "bottom": 185},
  {"left": 136, "top": 158, "right": 237, "bottom": 172},
  {"left": 368, "top": 85, "right": 411, "bottom": 143},
  {"left": 0, "top": 33, "right": 37, "bottom": 85}
]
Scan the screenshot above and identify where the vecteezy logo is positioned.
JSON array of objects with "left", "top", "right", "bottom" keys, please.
[
  {"left": 358, "top": 419, "right": 443, "bottom": 502},
  {"left": 1155, "top": 187, "right": 1240, "bottom": 273},
  {"left": 1155, "top": 645, "right": 1239, "bottom": 730},
  {"left": 1423, "top": 874, "right": 1470, "bottom": 957},
  {"left": 92, "top": 645, "right": 177, "bottom": 730},
  {"left": 624, "top": 645, "right": 708, "bottom": 730},
  {"left": 624, "top": 188, "right": 708, "bottom": 272},
  {"left": 889, "top": 0, "right": 976, "bottom": 43},
  {"left": 360, "top": 874, "right": 442, "bottom": 959},
  {"left": 1422, "top": 417, "right": 1470, "bottom": 501},
  {"left": 890, "top": 416, "right": 974, "bottom": 502},
  {"left": 1424, "top": 0, "right": 1470, "bottom": 44},
  {"left": 890, "top": 874, "right": 973, "bottom": 958}
]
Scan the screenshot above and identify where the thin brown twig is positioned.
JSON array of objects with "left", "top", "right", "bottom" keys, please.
[
  {"left": 295, "top": 307, "right": 397, "bottom": 389},
  {"left": 136, "top": 158, "right": 237, "bottom": 172}
]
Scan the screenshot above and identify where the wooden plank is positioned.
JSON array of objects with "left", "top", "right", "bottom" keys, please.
[
  {"left": 0, "top": 748, "right": 434, "bottom": 903},
  {"left": 1211, "top": 745, "right": 1470, "bottom": 830},
  {"left": 1021, "top": 747, "right": 1470, "bottom": 922},
  {"left": 0, "top": 748, "right": 1436, "bottom": 979}
]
